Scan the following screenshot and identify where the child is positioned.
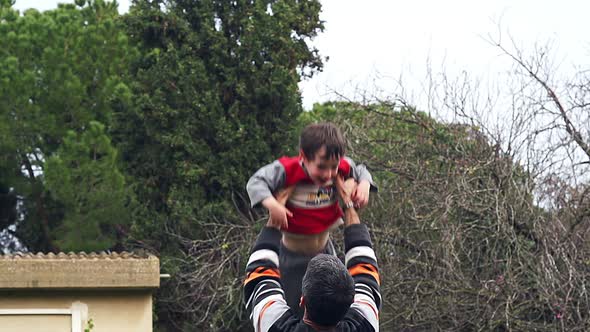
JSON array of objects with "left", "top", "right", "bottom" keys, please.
[{"left": 246, "top": 122, "right": 376, "bottom": 316}]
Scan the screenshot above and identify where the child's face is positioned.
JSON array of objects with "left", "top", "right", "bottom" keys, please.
[{"left": 301, "top": 146, "right": 340, "bottom": 187}]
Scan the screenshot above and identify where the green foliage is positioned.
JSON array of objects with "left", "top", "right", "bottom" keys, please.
[
  {"left": 304, "top": 101, "right": 589, "bottom": 331},
  {"left": 0, "top": 0, "right": 136, "bottom": 251},
  {"left": 113, "top": 0, "right": 323, "bottom": 329},
  {"left": 0, "top": 184, "right": 17, "bottom": 231},
  {"left": 119, "top": 0, "right": 323, "bottom": 235},
  {"left": 84, "top": 318, "right": 94, "bottom": 332},
  {"left": 44, "top": 121, "right": 131, "bottom": 252}
]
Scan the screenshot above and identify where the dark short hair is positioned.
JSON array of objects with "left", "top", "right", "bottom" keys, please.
[
  {"left": 302, "top": 254, "right": 355, "bottom": 326},
  {"left": 299, "top": 122, "right": 346, "bottom": 160}
]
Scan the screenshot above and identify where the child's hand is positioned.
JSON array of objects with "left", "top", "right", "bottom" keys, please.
[
  {"left": 352, "top": 180, "right": 371, "bottom": 209},
  {"left": 268, "top": 200, "right": 292, "bottom": 229},
  {"left": 263, "top": 186, "right": 295, "bottom": 229}
]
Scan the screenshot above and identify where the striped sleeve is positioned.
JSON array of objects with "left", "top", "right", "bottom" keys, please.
[
  {"left": 244, "top": 227, "right": 290, "bottom": 332},
  {"left": 344, "top": 224, "right": 381, "bottom": 331}
]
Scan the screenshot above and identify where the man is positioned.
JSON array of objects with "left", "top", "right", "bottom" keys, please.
[{"left": 244, "top": 176, "right": 381, "bottom": 331}]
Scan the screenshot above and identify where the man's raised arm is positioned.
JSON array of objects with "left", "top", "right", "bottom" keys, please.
[
  {"left": 243, "top": 188, "right": 294, "bottom": 332},
  {"left": 336, "top": 176, "right": 382, "bottom": 331}
]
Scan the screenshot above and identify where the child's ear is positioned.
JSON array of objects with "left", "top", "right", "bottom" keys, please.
[{"left": 299, "top": 149, "right": 306, "bottom": 161}]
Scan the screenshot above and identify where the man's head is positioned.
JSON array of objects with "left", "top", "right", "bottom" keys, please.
[
  {"left": 301, "top": 254, "right": 355, "bottom": 327},
  {"left": 299, "top": 122, "right": 346, "bottom": 186}
]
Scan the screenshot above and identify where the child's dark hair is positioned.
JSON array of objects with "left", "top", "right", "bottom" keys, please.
[{"left": 299, "top": 122, "right": 346, "bottom": 160}]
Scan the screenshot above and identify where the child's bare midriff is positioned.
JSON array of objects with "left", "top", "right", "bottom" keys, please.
[
  {"left": 282, "top": 230, "right": 329, "bottom": 255},
  {"left": 281, "top": 218, "right": 343, "bottom": 255}
]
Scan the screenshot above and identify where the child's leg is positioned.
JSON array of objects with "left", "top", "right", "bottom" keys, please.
[
  {"left": 324, "top": 234, "right": 336, "bottom": 256},
  {"left": 279, "top": 242, "right": 313, "bottom": 318},
  {"left": 279, "top": 237, "right": 336, "bottom": 318}
]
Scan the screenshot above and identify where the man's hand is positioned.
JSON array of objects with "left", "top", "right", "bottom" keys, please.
[
  {"left": 263, "top": 186, "right": 295, "bottom": 229},
  {"left": 352, "top": 180, "right": 371, "bottom": 209},
  {"left": 335, "top": 176, "right": 360, "bottom": 226},
  {"left": 275, "top": 185, "right": 295, "bottom": 206},
  {"left": 335, "top": 176, "right": 355, "bottom": 202}
]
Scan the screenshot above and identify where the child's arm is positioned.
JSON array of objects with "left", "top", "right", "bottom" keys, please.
[
  {"left": 262, "top": 196, "right": 291, "bottom": 229},
  {"left": 343, "top": 157, "right": 377, "bottom": 209},
  {"left": 246, "top": 161, "right": 291, "bottom": 229}
]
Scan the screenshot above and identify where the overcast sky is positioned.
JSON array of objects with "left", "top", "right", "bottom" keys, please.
[{"left": 14, "top": 0, "right": 590, "bottom": 109}]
